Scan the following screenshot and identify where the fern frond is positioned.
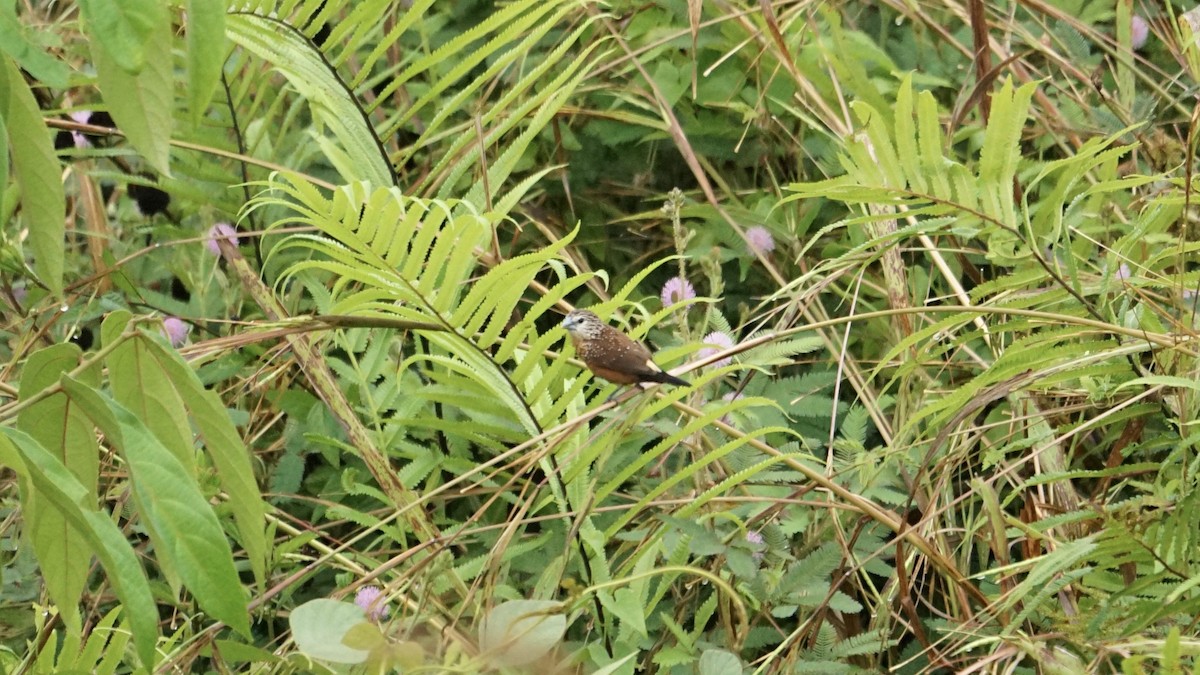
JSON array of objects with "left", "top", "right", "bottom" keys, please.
[
  {"left": 677, "top": 449, "right": 820, "bottom": 521},
  {"left": 226, "top": 13, "right": 393, "bottom": 186},
  {"left": 379, "top": 0, "right": 570, "bottom": 134},
  {"left": 601, "top": 423, "right": 797, "bottom": 538},
  {"left": 828, "top": 630, "right": 897, "bottom": 658},
  {"left": 985, "top": 536, "right": 1097, "bottom": 627}
]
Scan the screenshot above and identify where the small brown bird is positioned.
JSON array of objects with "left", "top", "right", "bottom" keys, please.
[{"left": 562, "top": 309, "right": 688, "bottom": 389}]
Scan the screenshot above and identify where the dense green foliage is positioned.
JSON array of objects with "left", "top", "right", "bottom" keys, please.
[{"left": 1, "top": 0, "right": 1199, "bottom": 672}]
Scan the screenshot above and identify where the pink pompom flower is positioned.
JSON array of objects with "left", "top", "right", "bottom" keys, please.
[
  {"left": 697, "top": 331, "right": 734, "bottom": 368},
  {"left": 746, "top": 226, "right": 775, "bottom": 255},
  {"left": 354, "top": 586, "right": 390, "bottom": 622},
  {"left": 205, "top": 223, "right": 239, "bottom": 256},
  {"left": 1131, "top": 15, "right": 1150, "bottom": 51},
  {"left": 661, "top": 276, "right": 696, "bottom": 306},
  {"left": 161, "top": 317, "right": 189, "bottom": 347}
]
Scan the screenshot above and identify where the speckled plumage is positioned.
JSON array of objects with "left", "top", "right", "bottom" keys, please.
[{"left": 562, "top": 309, "right": 688, "bottom": 387}]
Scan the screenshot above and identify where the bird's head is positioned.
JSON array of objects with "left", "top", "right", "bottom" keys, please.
[{"left": 562, "top": 309, "right": 604, "bottom": 340}]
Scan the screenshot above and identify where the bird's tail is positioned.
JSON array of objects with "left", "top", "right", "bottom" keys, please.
[{"left": 653, "top": 371, "right": 689, "bottom": 387}]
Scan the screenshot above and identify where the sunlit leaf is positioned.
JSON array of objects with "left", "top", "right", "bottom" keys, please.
[
  {"left": 478, "top": 599, "right": 566, "bottom": 668},
  {"left": 290, "top": 599, "right": 371, "bottom": 664},
  {"left": 0, "top": 55, "right": 63, "bottom": 294}
]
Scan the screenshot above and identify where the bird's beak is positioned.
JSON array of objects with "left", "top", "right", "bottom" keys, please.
[{"left": 562, "top": 315, "right": 577, "bottom": 330}]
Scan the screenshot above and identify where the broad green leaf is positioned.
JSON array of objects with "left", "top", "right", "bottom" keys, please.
[
  {"left": 77, "top": 0, "right": 158, "bottom": 73},
  {"left": 60, "top": 377, "right": 251, "bottom": 638},
  {"left": 290, "top": 599, "right": 371, "bottom": 664},
  {"left": 226, "top": 14, "right": 392, "bottom": 187},
  {"left": 725, "top": 548, "right": 757, "bottom": 579},
  {"left": 0, "top": 431, "right": 158, "bottom": 667},
  {"left": 0, "top": 112, "right": 7, "bottom": 232},
  {"left": 211, "top": 639, "right": 284, "bottom": 666},
  {"left": 699, "top": 649, "right": 743, "bottom": 675},
  {"left": 139, "top": 325, "right": 268, "bottom": 587},
  {"left": 341, "top": 622, "right": 388, "bottom": 651},
  {"left": 185, "top": 0, "right": 226, "bottom": 128},
  {"left": 17, "top": 343, "right": 97, "bottom": 633},
  {"left": 0, "top": 3, "right": 69, "bottom": 88},
  {"left": 389, "top": 641, "right": 425, "bottom": 671},
  {"left": 478, "top": 599, "right": 566, "bottom": 668},
  {"left": 101, "top": 311, "right": 195, "bottom": 472},
  {"left": 600, "top": 588, "right": 647, "bottom": 639},
  {"left": 0, "top": 55, "right": 64, "bottom": 295},
  {"left": 90, "top": 4, "right": 173, "bottom": 174}
]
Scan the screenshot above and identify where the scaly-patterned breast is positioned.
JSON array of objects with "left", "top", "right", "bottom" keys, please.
[{"left": 582, "top": 326, "right": 652, "bottom": 373}]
